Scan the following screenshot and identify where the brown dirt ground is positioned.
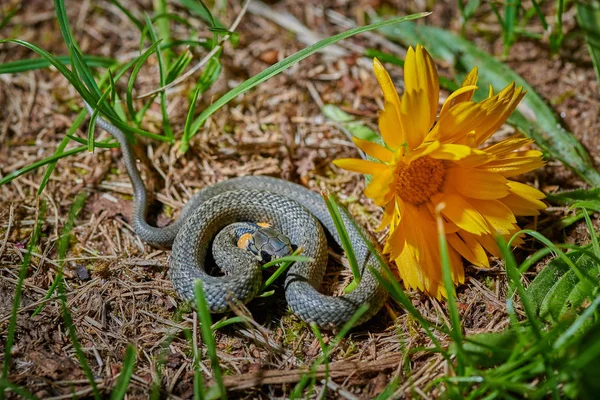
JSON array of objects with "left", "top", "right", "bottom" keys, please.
[{"left": 0, "top": 0, "right": 599, "bottom": 399}]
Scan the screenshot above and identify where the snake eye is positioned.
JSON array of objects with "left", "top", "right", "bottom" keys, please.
[{"left": 260, "top": 250, "right": 272, "bottom": 263}]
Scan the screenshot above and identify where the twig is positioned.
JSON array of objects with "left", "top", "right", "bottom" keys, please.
[
  {"left": 0, "top": 203, "right": 14, "bottom": 259},
  {"left": 220, "top": 354, "right": 403, "bottom": 390}
]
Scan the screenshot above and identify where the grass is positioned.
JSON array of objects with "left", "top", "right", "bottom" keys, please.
[{"left": 1, "top": 0, "right": 599, "bottom": 398}]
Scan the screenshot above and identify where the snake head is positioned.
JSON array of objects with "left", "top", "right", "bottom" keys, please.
[{"left": 236, "top": 223, "right": 293, "bottom": 263}]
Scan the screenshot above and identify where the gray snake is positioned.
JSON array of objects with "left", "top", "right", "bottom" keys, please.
[{"left": 87, "top": 104, "right": 387, "bottom": 328}]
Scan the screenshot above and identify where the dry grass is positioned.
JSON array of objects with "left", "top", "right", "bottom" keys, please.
[{"left": 0, "top": 0, "right": 598, "bottom": 398}]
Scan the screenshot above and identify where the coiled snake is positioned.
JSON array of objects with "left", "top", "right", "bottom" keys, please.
[{"left": 87, "top": 104, "right": 387, "bottom": 328}]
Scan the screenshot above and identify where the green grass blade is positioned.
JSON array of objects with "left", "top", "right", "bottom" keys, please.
[
  {"left": 1, "top": 382, "right": 36, "bottom": 400},
  {"left": 193, "top": 281, "right": 226, "bottom": 400},
  {"left": 153, "top": 0, "right": 171, "bottom": 62},
  {"left": 377, "top": 21, "right": 600, "bottom": 186},
  {"left": 292, "top": 304, "right": 369, "bottom": 398},
  {"left": 497, "top": 236, "right": 543, "bottom": 340},
  {"left": 167, "top": 49, "right": 193, "bottom": 84},
  {"left": 211, "top": 316, "right": 247, "bottom": 331},
  {"left": 110, "top": 345, "right": 137, "bottom": 400},
  {"left": 435, "top": 207, "right": 466, "bottom": 370},
  {"left": 496, "top": 235, "right": 560, "bottom": 399},
  {"left": 55, "top": 193, "right": 101, "bottom": 399},
  {"left": 324, "top": 194, "right": 361, "bottom": 291},
  {"left": 88, "top": 88, "right": 114, "bottom": 153},
  {"left": 53, "top": 0, "right": 75, "bottom": 48},
  {"left": 529, "top": 0, "right": 549, "bottom": 31},
  {"left": 178, "top": 0, "right": 227, "bottom": 30},
  {"left": 260, "top": 251, "right": 310, "bottom": 292},
  {"left": 374, "top": 377, "right": 400, "bottom": 400},
  {"left": 503, "top": 0, "right": 521, "bottom": 54},
  {"left": 36, "top": 109, "right": 86, "bottom": 196},
  {"left": 1, "top": 201, "right": 46, "bottom": 400},
  {"left": 184, "top": 87, "right": 201, "bottom": 140},
  {"left": 126, "top": 39, "right": 163, "bottom": 123},
  {"left": 144, "top": 14, "right": 172, "bottom": 139},
  {"left": 309, "top": 324, "right": 329, "bottom": 400},
  {"left": 108, "top": 0, "right": 144, "bottom": 30},
  {"left": 0, "top": 3, "right": 20, "bottom": 30},
  {"left": 580, "top": 208, "right": 600, "bottom": 259},
  {"left": 0, "top": 145, "right": 86, "bottom": 187},
  {"left": 0, "top": 40, "right": 168, "bottom": 142},
  {"left": 193, "top": 55, "right": 223, "bottom": 95},
  {"left": 180, "top": 12, "right": 430, "bottom": 152},
  {"left": 0, "top": 39, "right": 81, "bottom": 92},
  {"left": 577, "top": 1, "right": 600, "bottom": 91},
  {"left": 550, "top": 0, "right": 566, "bottom": 52},
  {"left": 69, "top": 44, "right": 104, "bottom": 102},
  {"left": 0, "top": 54, "right": 115, "bottom": 74}
]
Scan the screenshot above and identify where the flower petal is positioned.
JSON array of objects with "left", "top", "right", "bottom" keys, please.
[
  {"left": 333, "top": 158, "right": 389, "bottom": 174},
  {"left": 453, "top": 67, "right": 479, "bottom": 104},
  {"left": 404, "top": 45, "right": 439, "bottom": 129},
  {"left": 378, "top": 103, "right": 405, "bottom": 150},
  {"left": 499, "top": 181, "right": 546, "bottom": 216},
  {"left": 481, "top": 151, "right": 545, "bottom": 177},
  {"left": 364, "top": 166, "right": 396, "bottom": 206},
  {"left": 373, "top": 58, "right": 405, "bottom": 150},
  {"left": 352, "top": 136, "right": 394, "bottom": 163},
  {"left": 373, "top": 58, "right": 401, "bottom": 110},
  {"left": 483, "top": 135, "right": 534, "bottom": 156},
  {"left": 400, "top": 89, "right": 432, "bottom": 150},
  {"left": 447, "top": 232, "right": 490, "bottom": 268},
  {"left": 444, "top": 167, "right": 510, "bottom": 199},
  {"left": 434, "top": 193, "right": 490, "bottom": 235},
  {"left": 475, "top": 83, "right": 526, "bottom": 145},
  {"left": 428, "top": 143, "right": 475, "bottom": 161},
  {"left": 428, "top": 101, "right": 488, "bottom": 144},
  {"left": 508, "top": 180, "right": 546, "bottom": 200},
  {"left": 439, "top": 84, "right": 479, "bottom": 118},
  {"left": 467, "top": 198, "right": 517, "bottom": 235}
]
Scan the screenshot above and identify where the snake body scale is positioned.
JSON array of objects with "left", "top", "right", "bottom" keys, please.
[{"left": 86, "top": 103, "right": 387, "bottom": 328}]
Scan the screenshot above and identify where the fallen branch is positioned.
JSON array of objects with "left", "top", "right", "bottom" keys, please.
[{"left": 220, "top": 354, "right": 403, "bottom": 390}]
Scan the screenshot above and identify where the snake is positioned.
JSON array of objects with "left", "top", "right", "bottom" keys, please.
[{"left": 86, "top": 103, "right": 388, "bottom": 328}]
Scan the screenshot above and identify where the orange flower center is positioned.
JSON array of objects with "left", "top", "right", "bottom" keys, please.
[{"left": 395, "top": 157, "right": 445, "bottom": 205}]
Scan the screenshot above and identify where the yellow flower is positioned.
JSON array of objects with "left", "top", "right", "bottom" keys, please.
[{"left": 334, "top": 45, "right": 546, "bottom": 299}]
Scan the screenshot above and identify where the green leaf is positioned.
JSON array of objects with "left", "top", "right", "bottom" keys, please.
[
  {"left": 527, "top": 251, "right": 598, "bottom": 324},
  {"left": 377, "top": 21, "right": 600, "bottom": 186},
  {"left": 577, "top": 1, "right": 600, "bottom": 91},
  {"left": 546, "top": 188, "right": 600, "bottom": 212},
  {"left": 459, "top": 329, "right": 519, "bottom": 368},
  {"left": 321, "top": 104, "right": 381, "bottom": 143},
  {"left": 193, "top": 55, "right": 222, "bottom": 94},
  {"left": 180, "top": 12, "right": 430, "bottom": 152}
]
